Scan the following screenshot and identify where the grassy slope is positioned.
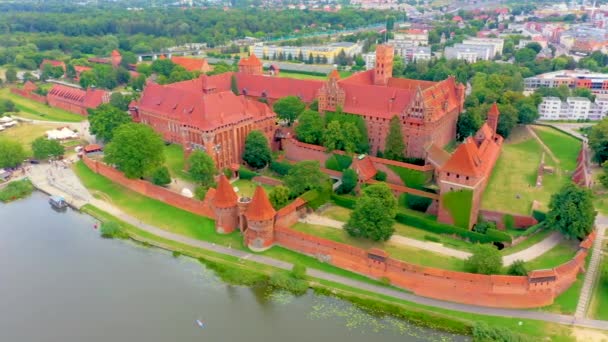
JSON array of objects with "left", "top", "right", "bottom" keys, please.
[
  {"left": 590, "top": 242, "right": 608, "bottom": 320},
  {"left": 0, "top": 122, "right": 62, "bottom": 155},
  {"left": 0, "top": 87, "right": 84, "bottom": 122},
  {"left": 83, "top": 204, "right": 576, "bottom": 342},
  {"left": 292, "top": 222, "right": 466, "bottom": 271},
  {"left": 522, "top": 242, "right": 579, "bottom": 271},
  {"left": 501, "top": 229, "right": 554, "bottom": 256},
  {"left": 482, "top": 128, "right": 566, "bottom": 214},
  {"left": 163, "top": 144, "right": 193, "bottom": 181},
  {"left": 531, "top": 125, "right": 581, "bottom": 172}
]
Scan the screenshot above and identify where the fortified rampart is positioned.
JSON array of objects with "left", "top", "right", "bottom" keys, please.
[
  {"left": 81, "top": 156, "right": 593, "bottom": 309},
  {"left": 10, "top": 88, "right": 47, "bottom": 104}
]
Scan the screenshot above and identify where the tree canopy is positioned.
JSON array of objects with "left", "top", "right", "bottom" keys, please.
[
  {"left": 31, "top": 137, "right": 64, "bottom": 160},
  {"left": 242, "top": 130, "right": 272, "bottom": 169},
  {"left": 104, "top": 123, "right": 165, "bottom": 179},
  {"left": 345, "top": 183, "right": 397, "bottom": 241},
  {"left": 0, "top": 139, "right": 26, "bottom": 168},
  {"left": 589, "top": 118, "right": 608, "bottom": 164},
  {"left": 465, "top": 244, "right": 502, "bottom": 275},
  {"left": 546, "top": 183, "right": 596, "bottom": 240},
  {"left": 323, "top": 120, "right": 361, "bottom": 153},
  {"left": 284, "top": 160, "right": 328, "bottom": 197},
  {"left": 188, "top": 150, "right": 217, "bottom": 187},
  {"left": 383, "top": 115, "right": 406, "bottom": 161},
  {"left": 295, "top": 110, "right": 324, "bottom": 145},
  {"left": 273, "top": 96, "right": 306, "bottom": 126},
  {"left": 337, "top": 168, "right": 358, "bottom": 195},
  {"left": 88, "top": 103, "right": 132, "bottom": 142},
  {"left": 269, "top": 185, "right": 291, "bottom": 209}
]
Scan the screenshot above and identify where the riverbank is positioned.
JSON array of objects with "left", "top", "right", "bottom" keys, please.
[
  {"left": 81, "top": 204, "right": 583, "bottom": 341},
  {"left": 0, "top": 179, "right": 34, "bottom": 203}
]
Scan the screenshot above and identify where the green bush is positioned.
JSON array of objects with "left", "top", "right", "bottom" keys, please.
[
  {"left": 268, "top": 272, "right": 308, "bottom": 295},
  {"left": 404, "top": 193, "right": 433, "bottom": 212},
  {"left": 473, "top": 221, "right": 496, "bottom": 234},
  {"left": 151, "top": 166, "right": 171, "bottom": 186},
  {"left": 194, "top": 186, "right": 209, "bottom": 200},
  {"left": 238, "top": 166, "right": 258, "bottom": 180},
  {"left": 387, "top": 164, "right": 430, "bottom": 189},
  {"left": 374, "top": 170, "right": 387, "bottom": 181},
  {"left": 465, "top": 244, "right": 503, "bottom": 275},
  {"left": 472, "top": 321, "right": 531, "bottom": 342},
  {"left": 270, "top": 161, "right": 292, "bottom": 176},
  {"left": 507, "top": 260, "right": 528, "bottom": 276},
  {"left": 424, "top": 235, "right": 440, "bottom": 243},
  {"left": 503, "top": 214, "right": 515, "bottom": 230},
  {"left": 291, "top": 264, "right": 307, "bottom": 280},
  {"left": 485, "top": 229, "right": 512, "bottom": 243},
  {"left": 198, "top": 257, "right": 268, "bottom": 286},
  {"left": 0, "top": 179, "right": 34, "bottom": 203},
  {"left": 532, "top": 210, "right": 546, "bottom": 222},
  {"left": 324, "top": 154, "right": 352, "bottom": 171},
  {"left": 301, "top": 184, "right": 331, "bottom": 209},
  {"left": 100, "top": 221, "right": 128, "bottom": 239},
  {"left": 331, "top": 193, "right": 357, "bottom": 209}
]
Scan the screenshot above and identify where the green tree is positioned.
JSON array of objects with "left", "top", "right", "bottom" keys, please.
[
  {"left": 242, "top": 130, "right": 272, "bottom": 169},
  {"left": 323, "top": 120, "right": 360, "bottom": 153},
  {"left": 231, "top": 74, "right": 239, "bottom": 95},
  {"left": 465, "top": 244, "right": 502, "bottom": 275},
  {"left": 5, "top": 68, "right": 17, "bottom": 83},
  {"left": 31, "top": 137, "right": 64, "bottom": 160},
  {"left": 79, "top": 70, "right": 97, "bottom": 88},
  {"left": 384, "top": 115, "right": 406, "bottom": 161},
  {"left": 0, "top": 139, "right": 26, "bottom": 168},
  {"left": 188, "top": 150, "right": 217, "bottom": 187},
  {"left": 589, "top": 118, "right": 608, "bottom": 164},
  {"left": 323, "top": 120, "right": 343, "bottom": 152},
  {"left": 515, "top": 48, "right": 537, "bottom": 64},
  {"left": 295, "top": 109, "right": 324, "bottom": 145},
  {"left": 88, "top": 104, "right": 132, "bottom": 142},
  {"left": 337, "top": 168, "right": 357, "bottom": 194},
  {"left": 546, "top": 183, "right": 596, "bottom": 240},
  {"left": 284, "top": 160, "right": 328, "bottom": 196},
  {"left": 109, "top": 92, "right": 130, "bottom": 111},
  {"left": 507, "top": 260, "right": 528, "bottom": 276},
  {"left": 269, "top": 185, "right": 291, "bottom": 209},
  {"left": 345, "top": 183, "right": 397, "bottom": 241},
  {"left": 273, "top": 96, "right": 306, "bottom": 125},
  {"left": 151, "top": 166, "right": 171, "bottom": 186},
  {"left": 457, "top": 111, "right": 482, "bottom": 140},
  {"left": 524, "top": 42, "right": 542, "bottom": 53},
  {"left": 0, "top": 99, "right": 16, "bottom": 115},
  {"left": 104, "top": 123, "right": 165, "bottom": 179}
]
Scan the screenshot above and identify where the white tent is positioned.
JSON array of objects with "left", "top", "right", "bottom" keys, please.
[
  {"left": 46, "top": 127, "right": 78, "bottom": 140},
  {"left": 181, "top": 188, "right": 194, "bottom": 198},
  {"left": 0, "top": 116, "right": 12, "bottom": 123}
]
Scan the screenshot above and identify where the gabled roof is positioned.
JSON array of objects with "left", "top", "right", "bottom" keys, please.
[
  {"left": 352, "top": 156, "right": 377, "bottom": 181},
  {"left": 47, "top": 85, "right": 108, "bottom": 109},
  {"left": 213, "top": 175, "right": 238, "bottom": 208},
  {"left": 488, "top": 102, "right": 500, "bottom": 117},
  {"left": 328, "top": 69, "right": 340, "bottom": 79},
  {"left": 74, "top": 65, "right": 92, "bottom": 74},
  {"left": 245, "top": 186, "right": 276, "bottom": 221},
  {"left": 168, "top": 73, "right": 232, "bottom": 93},
  {"left": 171, "top": 56, "right": 211, "bottom": 72},
  {"left": 236, "top": 73, "right": 323, "bottom": 103},
  {"left": 23, "top": 81, "right": 38, "bottom": 92},
  {"left": 425, "top": 143, "right": 451, "bottom": 168},
  {"left": 40, "top": 59, "right": 66, "bottom": 70},
  {"left": 441, "top": 137, "right": 484, "bottom": 177},
  {"left": 111, "top": 50, "right": 121, "bottom": 57},
  {"left": 238, "top": 53, "right": 262, "bottom": 67},
  {"left": 477, "top": 122, "right": 494, "bottom": 140}
]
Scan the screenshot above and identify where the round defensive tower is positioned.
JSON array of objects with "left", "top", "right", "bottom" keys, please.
[
  {"left": 212, "top": 175, "right": 239, "bottom": 234},
  {"left": 244, "top": 186, "right": 276, "bottom": 252}
]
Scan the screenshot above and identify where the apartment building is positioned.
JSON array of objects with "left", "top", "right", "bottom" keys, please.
[{"left": 538, "top": 95, "right": 608, "bottom": 121}]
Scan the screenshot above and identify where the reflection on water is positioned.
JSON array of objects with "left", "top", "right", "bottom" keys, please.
[{"left": 0, "top": 192, "right": 468, "bottom": 342}]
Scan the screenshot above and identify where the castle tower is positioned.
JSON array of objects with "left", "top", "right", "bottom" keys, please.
[
  {"left": 487, "top": 102, "right": 500, "bottom": 133},
  {"left": 374, "top": 45, "right": 394, "bottom": 86},
  {"left": 318, "top": 69, "right": 345, "bottom": 112},
  {"left": 111, "top": 50, "right": 122, "bottom": 69},
  {"left": 212, "top": 175, "right": 239, "bottom": 234},
  {"left": 238, "top": 54, "right": 263, "bottom": 75},
  {"left": 244, "top": 186, "right": 276, "bottom": 251}
]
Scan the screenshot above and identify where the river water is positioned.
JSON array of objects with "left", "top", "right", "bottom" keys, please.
[{"left": 0, "top": 192, "right": 467, "bottom": 342}]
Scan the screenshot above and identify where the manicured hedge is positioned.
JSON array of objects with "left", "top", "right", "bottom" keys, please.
[
  {"left": 532, "top": 210, "right": 547, "bottom": 222},
  {"left": 238, "top": 166, "right": 258, "bottom": 180},
  {"left": 387, "top": 164, "right": 430, "bottom": 189},
  {"left": 270, "top": 161, "right": 292, "bottom": 176},
  {"left": 331, "top": 194, "right": 510, "bottom": 243},
  {"left": 302, "top": 186, "right": 331, "bottom": 210}
]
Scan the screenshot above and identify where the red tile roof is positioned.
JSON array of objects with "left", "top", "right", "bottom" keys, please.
[
  {"left": 136, "top": 82, "right": 275, "bottom": 131},
  {"left": 329, "top": 69, "right": 340, "bottom": 79},
  {"left": 245, "top": 186, "right": 276, "bottom": 221},
  {"left": 111, "top": 50, "right": 121, "bottom": 57},
  {"left": 40, "top": 59, "right": 66, "bottom": 70},
  {"left": 441, "top": 138, "right": 484, "bottom": 177},
  {"left": 74, "top": 65, "right": 92, "bottom": 74},
  {"left": 213, "top": 175, "right": 238, "bottom": 208},
  {"left": 236, "top": 73, "right": 323, "bottom": 103},
  {"left": 352, "top": 155, "right": 377, "bottom": 181},
  {"left": 488, "top": 102, "right": 500, "bottom": 117},
  {"left": 84, "top": 144, "right": 103, "bottom": 153},
  {"left": 23, "top": 81, "right": 38, "bottom": 92},
  {"left": 171, "top": 56, "right": 211, "bottom": 72},
  {"left": 238, "top": 54, "right": 262, "bottom": 67},
  {"left": 47, "top": 84, "right": 109, "bottom": 109}
]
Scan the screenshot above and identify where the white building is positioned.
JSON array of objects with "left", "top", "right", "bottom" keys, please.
[
  {"left": 363, "top": 53, "right": 376, "bottom": 70},
  {"left": 538, "top": 95, "right": 608, "bottom": 121},
  {"left": 444, "top": 44, "right": 494, "bottom": 62},
  {"left": 462, "top": 37, "right": 504, "bottom": 57}
]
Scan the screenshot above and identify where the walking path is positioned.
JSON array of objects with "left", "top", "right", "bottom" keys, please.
[
  {"left": 300, "top": 213, "right": 563, "bottom": 265},
  {"left": 25, "top": 164, "right": 608, "bottom": 331},
  {"left": 527, "top": 125, "right": 559, "bottom": 164},
  {"left": 575, "top": 215, "right": 608, "bottom": 318}
]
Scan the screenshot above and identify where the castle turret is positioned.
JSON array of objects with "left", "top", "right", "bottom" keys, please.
[
  {"left": 374, "top": 45, "right": 394, "bottom": 86},
  {"left": 212, "top": 175, "right": 239, "bottom": 234},
  {"left": 244, "top": 186, "right": 276, "bottom": 251},
  {"left": 318, "top": 69, "right": 345, "bottom": 112},
  {"left": 487, "top": 102, "right": 500, "bottom": 133},
  {"left": 111, "top": 50, "right": 122, "bottom": 69}
]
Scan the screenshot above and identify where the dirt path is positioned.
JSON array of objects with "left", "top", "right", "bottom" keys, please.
[{"left": 527, "top": 125, "right": 559, "bottom": 165}]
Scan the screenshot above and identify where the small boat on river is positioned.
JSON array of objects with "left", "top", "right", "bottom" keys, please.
[{"left": 49, "top": 195, "right": 68, "bottom": 210}]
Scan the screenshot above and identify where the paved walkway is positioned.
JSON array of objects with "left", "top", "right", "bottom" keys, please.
[
  {"left": 27, "top": 165, "right": 608, "bottom": 331},
  {"left": 300, "top": 213, "right": 564, "bottom": 264},
  {"left": 575, "top": 215, "right": 608, "bottom": 318}
]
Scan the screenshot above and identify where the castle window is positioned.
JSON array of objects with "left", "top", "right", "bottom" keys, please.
[{"left": 456, "top": 174, "right": 460, "bottom": 179}]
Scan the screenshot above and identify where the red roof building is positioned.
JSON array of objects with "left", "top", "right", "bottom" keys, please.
[
  {"left": 436, "top": 105, "right": 504, "bottom": 229},
  {"left": 46, "top": 84, "right": 110, "bottom": 116},
  {"left": 238, "top": 54, "right": 263, "bottom": 75},
  {"left": 130, "top": 76, "right": 277, "bottom": 170},
  {"left": 171, "top": 56, "right": 212, "bottom": 73},
  {"left": 40, "top": 59, "right": 66, "bottom": 73}
]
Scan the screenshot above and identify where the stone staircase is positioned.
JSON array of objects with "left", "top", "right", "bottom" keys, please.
[{"left": 575, "top": 224, "right": 606, "bottom": 318}]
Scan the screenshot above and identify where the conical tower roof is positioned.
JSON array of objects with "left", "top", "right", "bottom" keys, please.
[
  {"left": 328, "top": 69, "right": 340, "bottom": 80},
  {"left": 245, "top": 186, "right": 276, "bottom": 221},
  {"left": 488, "top": 102, "right": 500, "bottom": 116},
  {"left": 213, "top": 175, "right": 238, "bottom": 208}
]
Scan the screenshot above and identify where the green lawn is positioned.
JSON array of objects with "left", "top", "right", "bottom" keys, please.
[
  {"left": 164, "top": 144, "right": 193, "bottom": 181},
  {"left": 522, "top": 242, "right": 579, "bottom": 271},
  {"left": 589, "top": 256, "right": 608, "bottom": 320},
  {"left": 0, "top": 87, "right": 84, "bottom": 122},
  {"left": 292, "top": 222, "right": 466, "bottom": 272},
  {"left": 321, "top": 205, "right": 473, "bottom": 252},
  {"left": 531, "top": 125, "right": 581, "bottom": 172},
  {"left": 482, "top": 128, "right": 568, "bottom": 214},
  {"left": 0, "top": 122, "right": 63, "bottom": 155},
  {"left": 231, "top": 178, "right": 273, "bottom": 197}
]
